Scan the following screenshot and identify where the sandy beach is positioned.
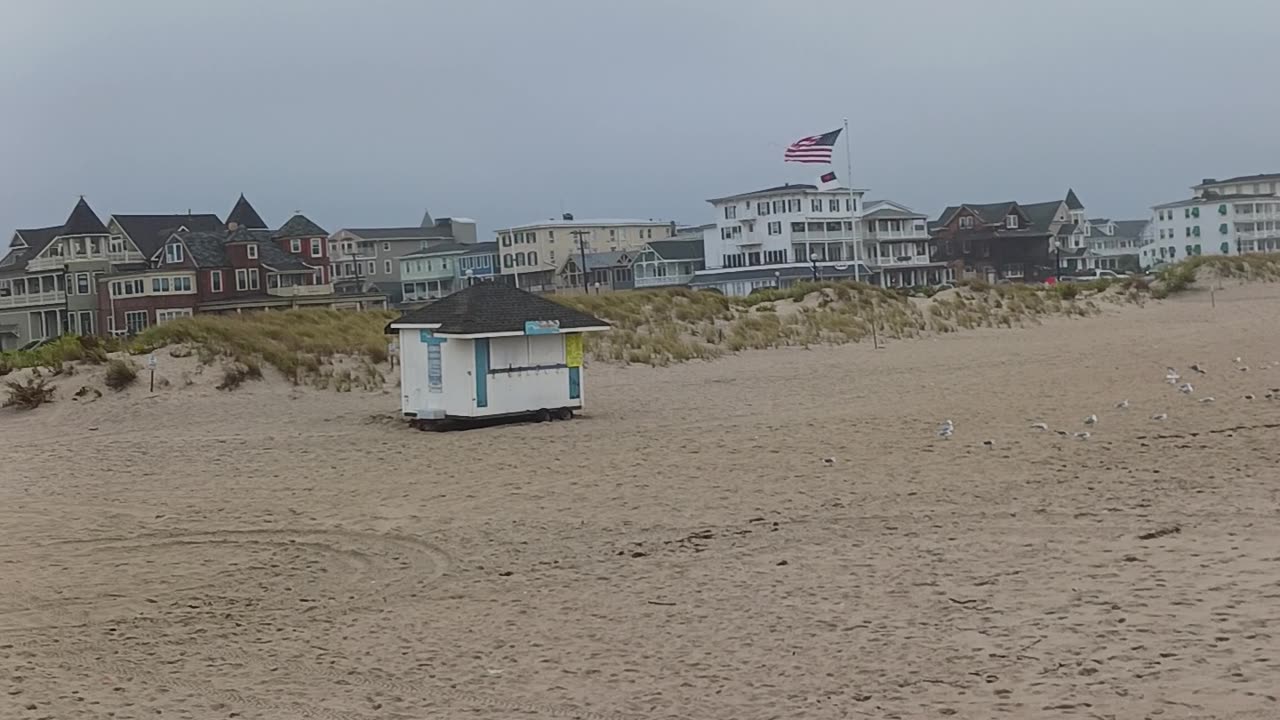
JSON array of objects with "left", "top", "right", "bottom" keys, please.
[{"left": 3, "top": 284, "right": 1280, "bottom": 720}]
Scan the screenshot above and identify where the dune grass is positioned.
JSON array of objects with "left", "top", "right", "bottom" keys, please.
[{"left": 129, "top": 309, "right": 396, "bottom": 381}]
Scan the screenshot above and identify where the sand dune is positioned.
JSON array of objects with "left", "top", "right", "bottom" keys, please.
[{"left": 3, "top": 283, "right": 1280, "bottom": 719}]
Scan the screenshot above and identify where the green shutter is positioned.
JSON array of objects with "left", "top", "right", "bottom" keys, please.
[
  {"left": 1220, "top": 223, "right": 1229, "bottom": 234},
  {"left": 1220, "top": 241, "right": 1230, "bottom": 254},
  {"left": 1194, "top": 244, "right": 1202, "bottom": 255},
  {"left": 1218, "top": 204, "right": 1228, "bottom": 215},
  {"left": 1193, "top": 226, "right": 1200, "bottom": 237},
  {"left": 1192, "top": 207, "right": 1200, "bottom": 218}
]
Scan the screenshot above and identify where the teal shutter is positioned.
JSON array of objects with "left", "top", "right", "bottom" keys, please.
[
  {"left": 1220, "top": 223, "right": 1229, "bottom": 234},
  {"left": 1193, "top": 226, "right": 1201, "bottom": 237},
  {"left": 1192, "top": 207, "right": 1200, "bottom": 218},
  {"left": 1220, "top": 241, "right": 1230, "bottom": 254},
  {"left": 1219, "top": 204, "right": 1228, "bottom": 215}
]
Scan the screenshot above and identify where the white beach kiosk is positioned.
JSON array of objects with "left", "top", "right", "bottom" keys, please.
[{"left": 387, "top": 282, "right": 610, "bottom": 429}]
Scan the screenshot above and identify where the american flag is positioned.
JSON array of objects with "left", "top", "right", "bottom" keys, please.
[{"left": 784, "top": 129, "right": 842, "bottom": 164}]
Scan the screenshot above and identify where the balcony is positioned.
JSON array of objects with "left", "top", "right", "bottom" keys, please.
[
  {"left": 871, "top": 253, "right": 932, "bottom": 267},
  {"left": 25, "top": 256, "right": 66, "bottom": 271},
  {"left": 267, "top": 283, "right": 334, "bottom": 298},
  {"left": 0, "top": 290, "right": 66, "bottom": 309},
  {"left": 634, "top": 273, "right": 695, "bottom": 288},
  {"left": 1236, "top": 229, "right": 1280, "bottom": 243},
  {"left": 865, "top": 227, "right": 928, "bottom": 240}
]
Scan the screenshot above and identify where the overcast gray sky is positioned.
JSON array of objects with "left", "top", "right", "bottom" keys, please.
[{"left": 3, "top": 0, "right": 1278, "bottom": 248}]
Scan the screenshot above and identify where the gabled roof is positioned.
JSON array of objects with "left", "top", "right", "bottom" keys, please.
[
  {"left": 341, "top": 226, "right": 455, "bottom": 241},
  {"left": 259, "top": 240, "right": 312, "bottom": 272},
  {"left": 227, "top": 194, "right": 267, "bottom": 229},
  {"left": 0, "top": 225, "right": 63, "bottom": 271},
  {"left": 645, "top": 238, "right": 704, "bottom": 261},
  {"left": 566, "top": 250, "right": 634, "bottom": 272},
  {"left": 61, "top": 197, "right": 108, "bottom": 236},
  {"left": 113, "top": 213, "right": 224, "bottom": 257},
  {"left": 861, "top": 199, "right": 926, "bottom": 220},
  {"left": 1057, "top": 223, "right": 1078, "bottom": 236},
  {"left": 1065, "top": 188, "right": 1084, "bottom": 211},
  {"left": 388, "top": 282, "right": 609, "bottom": 335},
  {"left": 178, "top": 231, "right": 231, "bottom": 267},
  {"left": 273, "top": 214, "right": 327, "bottom": 239},
  {"left": 1112, "top": 220, "right": 1148, "bottom": 238},
  {"left": 1021, "top": 201, "right": 1063, "bottom": 232},
  {"left": 226, "top": 227, "right": 273, "bottom": 245}
]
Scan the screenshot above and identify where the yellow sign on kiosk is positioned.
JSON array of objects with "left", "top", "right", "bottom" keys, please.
[{"left": 565, "top": 334, "right": 583, "bottom": 368}]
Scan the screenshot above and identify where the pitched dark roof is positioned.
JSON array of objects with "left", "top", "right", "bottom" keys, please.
[
  {"left": 226, "top": 226, "right": 273, "bottom": 244},
  {"left": 179, "top": 231, "right": 231, "bottom": 267},
  {"left": 114, "top": 213, "right": 224, "bottom": 257},
  {"left": 967, "top": 202, "right": 1019, "bottom": 225},
  {"left": 227, "top": 194, "right": 267, "bottom": 229},
  {"left": 259, "top": 240, "right": 312, "bottom": 272},
  {"left": 388, "top": 282, "right": 608, "bottom": 335},
  {"left": 1112, "top": 220, "right": 1148, "bottom": 238},
  {"left": 400, "top": 242, "right": 472, "bottom": 259},
  {"left": 273, "top": 214, "right": 327, "bottom": 239},
  {"left": 1057, "top": 223, "right": 1078, "bottom": 236},
  {"left": 646, "top": 238, "right": 704, "bottom": 261},
  {"left": 61, "top": 197, "right": 108, "bottom": 236},
  {"left": 567, "top": 251, "right": 633, "bottom": 271},
  {"left": 342, "top": 226, "right": 455, "bottom": 241},
  {"left": 1065, "top": 189, "right": 1084, "bottom": 211},
  {"left": 1, "top": 225, "right": 63, "bottom": 271},
  {"left": 459, "top": 241, "right": 497, "bottom": 256},
  {"left": 1021, "top": 201, "right": 1063, "bottom": 232}
]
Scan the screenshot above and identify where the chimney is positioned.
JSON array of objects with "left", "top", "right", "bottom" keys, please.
[
  {"left": 1201, "top": 178, "right": 1216, "bottom": 185},
  {"left": 562, "top": 212, "right": 574, "bottom": 221}
]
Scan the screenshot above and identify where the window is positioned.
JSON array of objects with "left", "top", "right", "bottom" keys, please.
[
  {"left": 367, "top": 261, "right": 376, "bottom": 276},
  {"left": 290, "top": 238, "right": 302, "bottom": 253},
  {"left": 1006, "top": 215, "right": 1019, "bottom": 229},
  {"left": 152, "top": 277, "right": 171, "bottom": 293},
  {"left": 724, "top": 206, "right": 737, "bottom": 219},
  {"left": 502, "top": 234, "right": 511, "bottom": 247},
  {"left": 959, "top": 216, "right": 974, "bottom": 229},
  {"left": 210, "top": 270, "right": 223, "bottom": 293},
  {"left": 236, "top": 269, "right": 249, "bottom": 290},
  {"left": 962, "top": 238, "right": 972, "bottom": 253},
  {"left": 828, "top": 199, "right": 839, "bottom": 212},
  {"left": 847, "top": 198, "right": 855, "bottom": 212},
  {"left": 165, "top": 243, "right": 184, "bottom": 264},
  {"left": 767, "top": 221, "right": 782, "bottom": 235},
  {"left": 125, "top": 311, "right": 149, "bottom": 335},
  {"left": 108, "top": 236, "right": 124, "bottom": 254},
  {"left": 78, "top": 311, "right": 94, "bottom": 336},
  {"left": 788, "top": 199, "right": 801, "bottom": 212},
  {"left": 549, "top": 230, "right": 555, "bottom": 241},
  {"left": 529, "top": 251, "right": 538, "bottom": 266},
  {"left": 382, "top": 242, "right": 391, "bottom": 253},
  {"left": 249, "top": 268, "right": 260, "bottom": 290},
  {"left": 175, "top": 276, "right": 192, "bottom": 292},
  {"left": 156, "top": 308, "right": 193, "bottom": 324},
  {"left": 384, "top": 260, "right": 392, "bottom": 274},
  {"left": 811, "top": 199, "right": 822, "bottom": 212},
  {"left": 74, "top": 272, "right": 89, "bottom": 295},
  {"left": 244, "top": 243, "right": 258, "bottom": 260}
]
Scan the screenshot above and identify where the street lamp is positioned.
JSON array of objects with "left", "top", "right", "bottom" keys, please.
[
  {"left": 809, "top": 252, "right": 819, "bottom": 282},
  {"left": 773, "top": 269, "right": 781, "bottom": 289},
  {"left": 465, "top": 268, "right": 475, "bottom": 287},
  {"left": 1053, "top": 239, "right": 1062, "bottom": 281}
]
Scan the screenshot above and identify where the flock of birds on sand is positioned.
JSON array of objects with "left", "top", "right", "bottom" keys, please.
[{"left": 932, "top": 356, "right": 1280, "bottom": 447}]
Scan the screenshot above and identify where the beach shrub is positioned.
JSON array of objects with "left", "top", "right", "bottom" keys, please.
[
  {"left": 4, "top": 377, "right": 55, "bottom": 410},
  {"left": 216, "top": 360, "right": 263, "bottom": 391},
  {"left": 104, "top": 358, "right": 138, "bottom": 391}
]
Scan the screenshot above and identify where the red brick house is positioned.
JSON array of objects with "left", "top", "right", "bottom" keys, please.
[{"left": 98, "top": 195, "right": 380, "bottom": 334}]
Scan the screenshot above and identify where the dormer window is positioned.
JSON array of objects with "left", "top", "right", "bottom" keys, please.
[
  {"left": 1006, "top": 215, "right": 1019, "bottom": 229},
  {"left": 959, "top": 216, "right": 974, "bottom": 229},
  {"left": 247, "top": 243, "right": 258, "bottom": 259},
  {"left": 165, "top": 243, "right": 184, "bottom": 264}
]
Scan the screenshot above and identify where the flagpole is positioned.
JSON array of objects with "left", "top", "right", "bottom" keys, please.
[{"left": 843, "top": 117, "right": 861, "bottom": 284}]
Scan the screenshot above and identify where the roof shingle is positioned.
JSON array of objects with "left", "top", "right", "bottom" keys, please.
[
  {"left": 273, "top": 214, "right": 327, "bottom": 239},
  {"left": 227, "top": 194, "right": 267, "bottom": 229},
  {"left": 389, "top": 282, "right": 608, "bottom": 335},
  {"left": 62, "top": 197, "right": 108, "bottom": 236},
  {"left": 114, "top": 213, "right": 224, "bottom": 257}
]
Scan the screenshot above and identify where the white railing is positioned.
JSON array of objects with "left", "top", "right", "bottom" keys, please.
[
  {"left": 107, "top": 251, "right": 145, "bottom": 263},
  {"left": 1236, "top": 229, "right": 1280, "bottom": 243},
  {"left": 25, "top": 256, "right": 66, "bottom": 271},
  {"left": 634, "top": 273, "right": 695, "bottom": 287},
  {"left": 865, "top": 228, "right": 928, "bottom": 240},
  {"left": 871, "top": 254, "right": 932, "bottom": 267},
  {"left": 0, "top": 290, "right": 65, "bottom": 309},
  {"left": 793, "top": 230, "right": 857, "bottom": 242},
  {"left": 267, "top": 283, "right": 334, "bottom": 298}
]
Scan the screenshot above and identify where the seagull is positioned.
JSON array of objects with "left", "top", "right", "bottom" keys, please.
[
  {"left": 936, "top": 419, "right": 954, "bottom": 439},
  {"left": 822, "top": 457, "right": 835, "bottom": 466},
  {"left": 1178, "top": 383, "right": 1194, "bottom": 394},
  {"left": 1165, "top": 371, "right": 1180, "bottom": 385},
  {"left": 1239, "top": 366, "right": 1249, "bottom": 372},
  {"left": 1074, "top": 431, "right": 1091, "bottom": 440},
  {"left": 982, "top": 440, "right": 994, "bottom": 449},
  {"left": 1084, "top": 414, "right": 1098, "bottom": 425},
  {"left": 1151, "top": 413, "right": 1168, "bottom": 421},
  {"left": 1244, "top": 394, "right": 1256, "bottom": 401},
  {"left": 1030, "top": 422, "right": 1049, "bottom": 432},
  {"left": 1055, "top": 430, "right": 1069, "bottom": 437},
  {"left": 1190, "top": 364, "right": 1207, "bottom": 374},
  {"left": 1198, "top": 397, "right": 1215, "bottom": 403},
  {"left": 1115, "top": 399, "right": 1130, "bottom": 409},
  {"left": 1234, "top": 357, "right": 1243, "bottom": 364}
]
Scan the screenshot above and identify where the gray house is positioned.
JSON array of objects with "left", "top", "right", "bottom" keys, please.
[{"left": 328, "top": 211, "right": 477, "bottom": 304}]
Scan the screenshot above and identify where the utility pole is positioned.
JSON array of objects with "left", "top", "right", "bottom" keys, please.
[{"left": 571, "top": 230, "right": 590, "bottom": 293}]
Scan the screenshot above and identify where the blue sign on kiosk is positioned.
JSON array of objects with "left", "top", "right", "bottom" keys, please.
[{"left": 524, "top": 320, "right": 561, "bottom": 335}]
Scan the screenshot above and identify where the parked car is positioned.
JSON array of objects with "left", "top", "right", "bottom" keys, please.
[{"left": 1060, "top": 269, "right": 1121, "bottom": 282}]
